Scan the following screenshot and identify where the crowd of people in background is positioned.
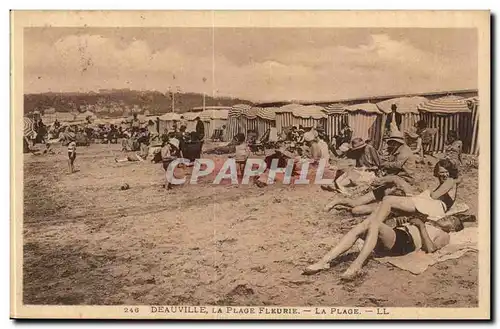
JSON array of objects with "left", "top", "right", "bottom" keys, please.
[{"left": 23, "top": 102, "right": 474, "bottom": 279}]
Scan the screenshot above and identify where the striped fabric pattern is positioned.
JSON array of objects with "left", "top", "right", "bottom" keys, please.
[
  {"left": 418, "top": 95, "right": 471, "bottom": 114},
  {"left": 377, "top": 96, "right": 428, "bottom": 114},
  {"left": 24, "top": 117, "right": 36, "bottom": 139},
  {"left": 346, "top": 103, "right": 381, "bottom": 114},
  {"left": 325, "top": 112, "right": 349, "bottom": 140},
  {"left": 348, "top": 112, "right": 384, "bottom": 149},
  {"left": 255, "top": 107, "right": 278, "bottom": 121},
  {"left": 275, "top": 112, "right": 327, "bottom": 135},
  {"left": 229, "top": 104, "right": 252, "bottom": 117},
  {"left": 422, "top": 113, "right": 472, "bottom": 153},
  {"left": 466, "top": 97, "right": 480, "bottom": 155},
  {"left": 275, "top": 104, "right": 327, "bottom": 119},
  {"left": 324, "top": 103, "right": 348, "bottom": 114}
]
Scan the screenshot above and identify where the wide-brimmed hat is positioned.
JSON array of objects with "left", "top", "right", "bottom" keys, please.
[
  {"left": 349, "top": 137, "right": 367, "bottom": 151},
  {"left": 303, "top": 131, "right": 316, "bottom": 142},
  {"left": 386, "top": 131, "right": 405, "bottom": 144},
  {"left": 168, "top": 137, "right": 180, "bottom": 149}
]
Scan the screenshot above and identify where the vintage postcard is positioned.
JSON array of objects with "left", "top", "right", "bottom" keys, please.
[{"left": 11, "top": 10, "right": 490, "bottom": 320}]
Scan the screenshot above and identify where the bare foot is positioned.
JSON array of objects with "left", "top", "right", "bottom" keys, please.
[
  {"left": 340, "top": 264, "right": 362, "bottom": 280},
  {"left": 302, "top": 262, "right": 330, "bottom": 275}
]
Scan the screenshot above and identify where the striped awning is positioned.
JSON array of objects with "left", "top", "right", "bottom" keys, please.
[
  {"left": 255, "top": 107, "right": 278, "bottom": 120},
  {"left": 377, "top": 96, "right": 428, "bottom": 114},
  {"left": 346, "top": 103, "right": 381, "bottom": 114},
  {"left": 229, "top": 104, "right": 252, "bottom": 117},
  {"left": 324, "top": 103, "right": 348, "bottom": 114},
  {"left": 239, "top": 106, "right": 258, "bottom": 119},
  {"left": 418, "top": 95, "right": 471, "bottom": 114},
  {"left": 465, "top": 96, "right": 479, "bottom": 110},
  {"left": 276, "top": 104, "right": 327, "bottom": 119},
  {"left": 24, "top": 117, "right": 36, "bottom": 138}
]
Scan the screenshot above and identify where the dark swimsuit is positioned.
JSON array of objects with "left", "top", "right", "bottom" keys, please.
[{"left": 375, "top": 226, "right": 416, "bottom": 256}]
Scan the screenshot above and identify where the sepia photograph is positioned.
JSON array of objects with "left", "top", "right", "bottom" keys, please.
[{"left": 10, "top": 10, "right": 490, "bottom": 319}]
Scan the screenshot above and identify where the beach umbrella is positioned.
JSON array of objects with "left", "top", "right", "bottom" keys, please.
[
  {"left": 24, "top": 117, "right": 36, "bottom": 138},
  {"left": 417, "top": 95, "right": 471, "bottom": 114},
  {"left": 377, "top": 96, "right": 428, "bottom": 114}
]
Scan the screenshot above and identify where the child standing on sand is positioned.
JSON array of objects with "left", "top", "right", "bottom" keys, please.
[
  {"left": 233, "top": 133, "right": 249, "bottom": 177},
  {"left": 68, "top": 140, "right": 77, "bottom": 173}
]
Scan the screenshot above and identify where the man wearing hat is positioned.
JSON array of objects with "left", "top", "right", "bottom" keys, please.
[
  {"left": 385, "top": 103, "right": 402, "bottom": 135},
  {"left": 322, "top": 137, "right": 381, "bottom": 193},
  {"left": 325, "top": 130, "right": 417, "bottom": 215}
]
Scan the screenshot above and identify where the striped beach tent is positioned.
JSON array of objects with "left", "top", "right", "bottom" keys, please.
[
  {"left": 158, "top": 112, "right": 181, "bottom": 132},
  {"left": 465, "top": 97, "right": 479, "bottom": 155},
  {"left": 324, "top": 103, "right": 349, "bottom": 140},
  {"left": 377, "top": 96, "right": 427, "bottom": 133},
  {"left": 226, "top": 104, "right": 253, "bottom": 141},
  {"left": 235, "top": 106, "right": 278, "bottom": 140},
  {"left": 190, "top": 109, "right": 229, "bottom": 140},
  {"left": 24, "top": 117, "right": 37, "bottom": 139},
  {"left": 345, "top": 103, "right": 384, "bottom": 149},
  {"left": 275, "top": 104, "right": 327, "bottom": 135},
  {"left": 418, "top": 95, "right": 472, "bottom": 153}
]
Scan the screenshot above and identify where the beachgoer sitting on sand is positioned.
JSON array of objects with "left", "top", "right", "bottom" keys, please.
[
  {"left": 304, "top": 130, "right": 330, "bottom": 164},
  {"left": 304, "top": 158, "right": 461, "bottom": 279},
  {"left": 161, "top": 137, "right": 182, "bottom": 190},
  {"left": 324, "top": 131, "right": 417, "bottom": 216},
  {"left": 322, "top": 138, "right": 381, "bottom": 194}
]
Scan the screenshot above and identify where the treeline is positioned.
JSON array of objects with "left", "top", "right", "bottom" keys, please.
[{"left": 24, "top": 89, "right": 253, "bottom": 115}]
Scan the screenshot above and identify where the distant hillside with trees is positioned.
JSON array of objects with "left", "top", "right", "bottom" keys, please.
[{"left": 24, "top": 89, "right": 253, "bottom": 116}]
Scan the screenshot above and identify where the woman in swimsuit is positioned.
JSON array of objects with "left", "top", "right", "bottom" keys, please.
[{"left": 303, "top": 159, "right": 460, "bottom": 279}]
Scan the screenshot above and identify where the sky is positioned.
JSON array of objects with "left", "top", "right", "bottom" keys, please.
[{"left": 24, "top": 27, "right": 478, "bottom": 102}]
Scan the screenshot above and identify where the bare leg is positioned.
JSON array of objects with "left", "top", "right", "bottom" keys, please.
[
  {"left": 351, "top": 203, "right": 380, "bottom": 216},
  {"left": 303, "top": 220, "right": 370, "bottom": 274},
  {"left": 324, "top": 191, "right": 377, "bottom": 212},
  {"left": 68, "top": 159, "right": 72, "bottom": 173},
  {"left": 342, "top": 196, "right": 416, "bottom": 278},
  {"left": 335, "top": 173, "right": 352, "bottom": 195}
]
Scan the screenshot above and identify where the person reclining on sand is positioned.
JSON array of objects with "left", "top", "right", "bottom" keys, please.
[
  {"left": 324, "top": 131, "right": 417, "bottom": 216},
  {"left": 322, "top": 138, "right": 381, "bottom": 195},
  {"left": 303, "top": 159, "right": 461, "bottom": 279}
]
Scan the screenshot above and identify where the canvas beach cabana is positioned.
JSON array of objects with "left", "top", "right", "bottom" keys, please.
[
  {"left": 235, "top": 106, "right": 279, "bottom": 141},
  {"left": 324, "top": 103, "right": 349, "bottom": 140},
  {"left": 225, "top": 104, "right": 253, "bottom": 142},
  {"left": 377, "top": 96, "right": 427, "bottom": 133},
  {"left": 275, "top": 104, "right": 327, "bottom": 135},
  {"left": 418, "top": 95, "right": 472, "bottom": 153},
  {"left": 182, "top": 109, "right": 229, "bottom": 140},
  {"left": 345, "top": 102, "right": 384, "bottom": 149},
  {"left": 465, "top": 96, "right": 479, "bottom": 155},
  {"left": 158, "top": 112, "right": 181, "bottom": 133}
]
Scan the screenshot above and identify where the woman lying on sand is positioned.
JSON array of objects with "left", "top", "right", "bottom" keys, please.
[{"left": 303, "top": 159, "right": 461, "bottom": 279}]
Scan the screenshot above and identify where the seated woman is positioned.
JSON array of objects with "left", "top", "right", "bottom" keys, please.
[{"left": 304, "top": 159, "right": 460, "bottom": 279}]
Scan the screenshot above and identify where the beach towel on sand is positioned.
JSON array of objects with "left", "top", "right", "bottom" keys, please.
[{"left": 372, "top": 227, "right": 477, "bottom": 274}]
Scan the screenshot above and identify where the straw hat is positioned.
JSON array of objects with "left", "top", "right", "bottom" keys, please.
[
  {"left": 169, "top": 137, "right": 180, "bottom": 149},
  {"left": 349, "top": 138, "right": 367, "bottom": 151},
  {"left": 386, "top": 130, "right": 405, "bottom": 144}
]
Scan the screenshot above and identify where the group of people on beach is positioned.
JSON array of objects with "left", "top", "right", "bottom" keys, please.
[{"left": 299, "top": 105, "right": 467, "bottom": 279}]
